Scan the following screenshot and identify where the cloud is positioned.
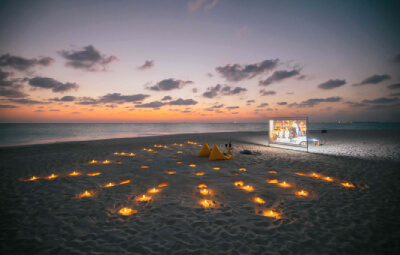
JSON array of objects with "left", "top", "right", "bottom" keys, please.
[
  {"left": 277, "top": 102, "right": 287, "bottom": 105},
  {"left": 345, "top": 101, "right": 366, "bottom": 107},
  {"left": 212, "top": 104, "right": 224, "bottom": 108},
  {"left": 147, "top": 78, "right": 193, "bottom": 91},
  {"left": 29, "top": 77, "right": 79, "bottom": 93},
  {"left": 49, "top": 109, "right": 60, "bottom": 111},
  {"left": 247, "top": 100, "right": 255, "bottom": 103},
  {"left": 0, "top": 84, "right": 27, "bottom": 98},
  {"left": 71, "top": 112, "right": 81, "bottom": 114},
  {"left": 362, "top": 97, "right": 398, "bottom": 104},
  {"left": 288, "top": 96, "right": 343, "bottom": 108},
  {"left": 75, "top": 97, "right": 98, "bottom": 105},
  {"left": 296, "top": 75, "right": 307, "bottom": 80},
  {"left": 259, "top": 69, "right": 299, "bottom": 86},
  {"left": 0, "top": 54, "right": 54, "bottom": 71},
  {"left": 135, "top": 101, "right": 166, "bottom": 109},
  {"left": 388, "top": 83, "right": 400, "bottom": 90},
  {"left": 226, "top": 106, "right": 239, "bottom": 110},
  {"left": 352, "top": 74, "right": 391, "bottom": 86},
  {"left": 203, "top": 84, "right": 247, "bottom": 98},
  {"left": 161, "top": 96, "right": 172, "bottom": 101},
  {"left": 9, "top": 98, "right": 48, "bottom": 105},
  {"left": 99, "top": 93, "right": 150, "bottom": 103},
  {"left": 389, "top": 92, "right": 400, "bottom": 97},
  {"left": 0, "top": 105, "right": 19, "bottom": 108},
  {"left": 52, "top": 96, "right": 76, "bottom": 102},
  {"left": 58, "top": 45, "right": 117, "bottom": 72},
  {"left": 137, "top": 60, "right": 154, "bottom": 70},
  {"left": 318, "top": 79, "right": 346, "bottom": 90},
  {"left": 259, "top": 89, "right": 276, "bottom": 96},
  {"left": 207, "top": 73, "right": 213, "bottom": 78},
  {"left": 192, "top": 88, "right": 198, "bottom": 93},
  {"left": 257, "top": 103, "right": 269, "bottom": 108},
  {"left": 215, "top": 59, "right": 279, "bottom": 82},
  {"left": 169, "top": 98, "right": 198, "bottom": 105},
  {"left": 188, "top": 0, "right": 219, "bottom": 11}
]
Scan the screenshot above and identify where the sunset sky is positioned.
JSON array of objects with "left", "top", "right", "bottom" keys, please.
[{"left": 0, "top": 0, "right": 399, "bottom": 123}]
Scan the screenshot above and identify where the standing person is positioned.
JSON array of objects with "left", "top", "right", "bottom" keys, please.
[{"left": 292, "top": 121, "right": 298, "bottom": 138}]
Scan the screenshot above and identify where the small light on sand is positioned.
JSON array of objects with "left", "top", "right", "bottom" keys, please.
[
  {"left": 268, "top": 170, "right": 277, "bottom": 174},
  {"left": 137, "top": 154, "right": 144, "bottom": 157},
  {"left": 146, "top": 159, "right": 153, "bottom": 161},
  {"left": 137, "top": 194, "right": 152, "bottom": 202},
  {"left": 120, "top": 180, "right": 130, "bottom": 184},
  {"left": 262, "top": 209, "right": 281, "bottom": 219},
  {"left": 28, "top": 176, "right": 39, "bottom": 181},
  {"left": 141, "top": 165, "right": 149, "bottom": 169},
  {"left": 115, "top": 161, "right": 122, "bottom": 164},
  {"left": 295, "top": 172, "right": 306, "bottom": 176},
  {"left": 47, "top": 174, "right": 58, "bottom": 179},
  {"left": 177, "top": 151, "right": 183, "bottom": 153},
  {"left": 253, "top": 197, "right": 265, "bottom": 204},
  {"left": 234, "top": 181, "right": 244, "bottom": 186},
  {"left": 278, "top": 181, "right": 291, "bottom": 188},
  {"left": 102, "top": 160, "right": 110, "bottom": 164},
  {"left": 266, "top": 179, "right": 278, "bottom": 184},
  {"left": 158, "top": 182, "right": 168, "bottom": 187},
  {"left": 79, "top": 190, "right": 93, "bottom": 198},
  {"left": 341, "top": 182, "right": 355, "bottom": 188},
  {"left": 324, "top": 176, "right": 333, "bottom": 182},
  {"left": 189, "top": 164, "right": 196, "bottom": 167},
  {"left": 148, "top": 149, "right": 153, "bottom": 152},
  {"left": 213, "top": 167, "right": 220, "bottom": 170},
  {"left": 129, "top": 153, "right": 135, "bottom": 156},
  {"left": 114, "top": 152, "right": 120, "bottom": 155},
  {"left": 105, "top": 182, "right": 115, "bottom": 188},
  {"left": 195, "top": 172, "right": 205, "bottom": 176},
  {"left": 200, "top": 199, "right": 214, "bottom": 208},
  {"left": 310, "top": 173, "right": 321, "bottom": 178},
  {"left": 148, "top": 188, "right": 160, "bottom": 193},
  {"left": 239, "top": 168, "right": 247, "bottom": 171},
  {"left": 200, "top": 189, "right": 210, "bottom": 195},
  {"left": 177, "top": 162, "right": 182, "bottom": 164},
  {"left": 87, "top": 172, "right": 101, "bottom": 176},
  {"left": 198, "top": 183, "right": 207, "bottom": 188},
  {"left": 165, "top": 171, "right": 176, "bottom": 174},
  {"left": 143, "top": 148, "right": 148, "bottom": 151},
  {"left": 120, "top": 152, "right": 126, "bottom": 155},
  {"left": 295, "top": 190, "right": 309, "bottom": 197},
  {"left": 242, "top": 185, "right": 254, "bottom": 192},
  {"left": 232, "top": 172, "right": 239, "bottom": 176},
  {"left": 118, "top": 207, "right": 137, "bottom": 216},
  {"left": 89, "top": 160, "right": 98, "bottom": 164},
  {"left": 69, "top": 171, "right": 80, "bottom": 176}
]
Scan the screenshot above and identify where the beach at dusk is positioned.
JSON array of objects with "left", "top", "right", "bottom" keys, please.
[{"left": 1, "top": 0, "right": 400, "bottom": 254}]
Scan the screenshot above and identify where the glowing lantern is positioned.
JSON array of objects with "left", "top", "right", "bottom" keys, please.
[
  {"left": 241, "top": 185, "right": 254, "bottom": 192},
  {"left": 341, "top": 182, "right": 355, "bottom": 188},
  {"left": 253, "top": 197, "right": 265, "bottom": 204},
  {"left": 129, "top": 153, "right": 135, "bottom": 156},
  {"left": 79, "top": 190, "right": 93, "bottom": 198},
  {"left": 295, "top": 190, "right": 309, "bottom": 197},
  {"left": 189, "top": 164, "right": 196, "bottom": 167},
  {"left": 200, "top": 199, "right": 214, "bottom": 208},
  {"left": 28, "top": 176, "right": 39, "bottom": 181},
  {"left": 262, "top": 209, "right": 281, "bottom": 219},
  {"left": 102, "top": 160, "right": 110, "bottom": 164},
  {"left": 213, "top": 167, "right": 220, "bottom": 170},
  {"left": 278, "top": 181, "right": 291, "bottom": 188},
  {"left": 141, "top": 165, "right": 149, "bottom": 169},
  {"left": 158, "top": 182, "right": 168, "bottom": 187},
  {"left": 137, "top": 194, "right": 152, "bottom": 202},
  {"left": 69, "top": 171, "right": 80, "bottom": 176},
  {"left": 176, "top": 162, "right": 182, "bottom": 164},
  {"left": 198, "top": 183, "right": 207, "bottom": 188},
  {"left": 266, "top": 179, "right": 278, "bottom": 184},
  {"left": 165, "top": 171, "right": 176, "bottom": 174},
  {"left": 295, "top": 172, "right": 306, "bottom": 176},
  {"left": 239, "top": 168, "right": 247, "bottom": 171},
  {"left": 146, "top": 159, "right": 153, "bottom": 161},
  {"left": 118, "top": 207, "right": 137, "bottom": 216},
  {"left": 195, "top": 172, "right": 205, "bottom": 176},
  {"left": 87, "top": 172, "right": 101, "bottom": 176},
  {"left": 120, "top": 180, "right": 130, "bottom": 184},
  {"left": 148, "top": 188, "right": 160, "bottom": 193},
  {"left": 89, "top": 160, "right": 98, "bottom": 164},
  {"left": 324, "top": 176, "right": 333, "bottom": 182},
  {"left": 47, "top": 174, "right": 58, "bottom": 179},
  {"left": 234, "top": 181, "right": 244, "bottom": 186},
  {"left": 200, "top": 189, "right": 211, "bottom": 195},
  {"left": 177, "top": 151, "right": 183, "bottom": 154},
  {"left": 105, "top": 182, "right": 115, "bottom": 188},
  {"left": 268, "top": 170, "right": 277, "bottom": 174}
]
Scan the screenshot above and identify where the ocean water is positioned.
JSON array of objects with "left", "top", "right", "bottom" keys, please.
[{"left": 0, "top": 122, "right": 399, "bottom": 147}]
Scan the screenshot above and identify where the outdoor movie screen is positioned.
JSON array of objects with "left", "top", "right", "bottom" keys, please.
[{"left": 269, "top": 118, "right": 308, "bottom": 148}]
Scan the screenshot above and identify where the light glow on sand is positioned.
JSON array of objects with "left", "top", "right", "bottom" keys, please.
[
  {"left": 79, "top": 190, "right": 93, "bottom": 198},
  {"left": 198, "top": 183, "right": 208, "bottom": 188},
  {"left": 105, "top": 182, "right": 115, "bottom": 188},
  {"left": 177, "top": 151, "right": 183, "bottom": 153},
  {"left": 102, "top": 160, "right": 110, "bottom": 164},
  {"left": 69, "top": 171, "right": 81, "bottom": 176},
  {"left": 310, "top": 173, "right": 321, "bottom": 178},
  {"left": 87, "top": 172, "right": 101, "bottom": 176},
  {"left": 200, "top": 199, "right": 214, "bottom": 208},
  {"left": 165, "top": 171, "right": 176, "bottom": 174},
  {"left": 189, "top": 164, "right": 196, "bottom": 167},
  {"left": 129, "top": 153, "right": 135, "bottom": 156},
  {"left": 262, "top": 209, "right": 281, "bottom": 219},
  {"left": 278, "top": 181, "right": 291, "bottom": 188},
  {"left": 200, "top": 188, "right": 211, "bottom": 195},
  {"left": 195, "top": 172, "right": 205, "bottom": 176},
  {"left": 295, "top": 190, "right": 309, "bottom": 197},
  {"left": 148, "top": 188, "right": 160, "bottom": 193},
  {"left": 241, "top": 185, "right": 254, "bottom": 192},
  {"left": 341, "top": 182, "right": 355, "bottom": 188},
  {"left": 324, "top": 176, "right": 333, "bottom": 182},
  {"left": 114, "top": 152, "right": 120, "bottom": 155},
  {"left": 266, "top": 179, "right": 278, "bottom": 183},
  {"left": 28, "top": 176, "right": 39, "bottom": 181},
  {"left": 158, "top": 182, "right": 169, "bottom": 187},
  {"left": 137, "top": 194, "right": 152, "bottom": 202},
  {"left": 177, "top": 162, "right": 182, "bottom": 164},
  {"left": 213, "top": 167, "right": 220, "bottom": 170},
  {"left": 120, "top": 180, "right": 130, "bottom": 184},
  {"left": 141, "top": 165, "right": 149, "bottom": 169},
  {"left": 46, "top": 174, "right": 58, "bottom": 179},
  {"left": 146, "top": 159, "right": 153, "bottom": 161},
  {"left": 234, "top": 181, "right": 244, "bottom": 186},
  {"left": 89, "top": 160, "right": 98, "bottom": 164},
  {"left": 118, "top": 207, "right": 137, "bottom": 216},
  {"left": 295, "top": 172, "right": 307, "bottom": 176},
  {"left": 268, "top": 170, "right": 277, "bottom": 174},
  {"left": 239, "top": 168, "right": 246, "bottom": 171},
  {"left": 253, "top": 197, "right": 265, "bottom": 204}
]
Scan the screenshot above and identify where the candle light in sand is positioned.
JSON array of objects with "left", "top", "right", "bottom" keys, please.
[
  {"left": 146, "top": 159, "right": 153, "bottom": 161},
  {"left": 89, "top": 160, "right": 98, "bottom": 164},
  {"left": 239, "top": 168, "right": 247, "bottom": 171},
  {"left": 28, "top": 176, "right": 39, "bottom": 181},
  {"left": 324, "top": 176, "right": 333, "bottom": 182},
  {"left": 278, "top": 181, "right": 291, "bottom": 188},
  {"left": 295, "top": 172, "right": 306, "bottom": 176},
  {"left": 177, "top": 151, "right": 183, "bottom": 153},
  {"left": 120, "top": 180, "right": 130, "bottom": 184},
  {"left": 69, "top": 171, "right": 80, "bottom": 176},
  {"left": 47, "top": 174, "right": 58, "bottom": 179},
  {"left": 266, "top": 179, "right": 278, "bottom": 183},
  {"left": 310, "top": 172, "right": 321, "bottom": 178},
  {"left": 262, "top": 209, "right": 281, "bottom": 219},
  {"left": 102, "top": 160, "right": 110, "bottom": 164},
  {"left": 114, "top": 152, "right": 120, "bottom": 155},
  {"left": 268, "top": 170, "right": 277, "bottom": 174},
  {"left": 200, "top": 188, "right": 210, "bottom": 195},
  {"left": 253, "top": 197, "right": 265, "bottom": 204},
  {"left": 189, "top": 164, "right": 196, "bottom": 167},
  {"left": 129, "top": 153, "right": 135, "bottom": 156},
  {"left": 295, "top": 190, "right": 309, "bottom": 197},
  {"left": 234, "top": 181, "right": 244, "bottom": 186},
  {"left": 148, "top": 187, "right": 160, "bottom": 193},
  {"left": 87, "top": 172, "right": 101, "bottom": 176},
  {"left": 141, "top": 165, "right": 149, "bottom": 169},
  {"left": 176, "top": 162, "right": 182, "bottom": 164},
  {"left": 137, "top": 194, "right": 152, "bottom": 202},
  {"left": 200, "top": 199, "right": 214, "bottom": 208},
  {"left": 195, "top": 172, "right": 205, "bottom": 176},
  {"left": 213, "top": 167, "right": 220, "bottom": 170},
  {"left": 120, "top": 152, "right": 126, "bottom": 155},
  {"left": 105, "top": 182, "right": 115, "bottom": 188},
  {"left": 118, "top": 207, "right": 137, "bottom": 216},
  {"left": 341, "top": 182, "right": 355, "bottom": 188},
  {"left": 165, "top": 171, "right": 176, "bottom": 174},
  {"left": 242, "top": 185, "right": 254, "bottom": 192},
  {"left": 79, "top": 190, "right": 93, "bottom": 198}
]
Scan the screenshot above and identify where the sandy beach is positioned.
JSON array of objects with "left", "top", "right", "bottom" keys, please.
[{"left": 1, "top": 130, "right": 399, "bottom": 254}]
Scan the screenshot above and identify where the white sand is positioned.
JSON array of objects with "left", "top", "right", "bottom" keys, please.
[{"left": 0, "top": 130, "right": 399, "bottom": 254}]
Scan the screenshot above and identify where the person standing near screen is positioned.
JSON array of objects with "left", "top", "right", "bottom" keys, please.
[{"left": 292, "top": 121, "right": 298, "bottom": 138}]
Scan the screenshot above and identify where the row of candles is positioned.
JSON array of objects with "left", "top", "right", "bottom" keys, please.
[
  {"left": 294, "top": 172, "right": 355, "bottom": 188},
  {"left": 25, "top": 171, "right": 103, "bottom": 181}
]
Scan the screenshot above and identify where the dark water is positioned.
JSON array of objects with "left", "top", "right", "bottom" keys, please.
[{"left": 0, "top": 122, "right": 399, "bottom": 147}]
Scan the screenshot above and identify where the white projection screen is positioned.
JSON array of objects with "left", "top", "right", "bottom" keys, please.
[{"left": 268, "top": 117, "right": 308, "bottom": 152}]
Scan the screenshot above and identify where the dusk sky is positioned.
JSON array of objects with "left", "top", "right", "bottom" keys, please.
[{"left": 0, "top": 0, "right": 399, "bottom": 123}]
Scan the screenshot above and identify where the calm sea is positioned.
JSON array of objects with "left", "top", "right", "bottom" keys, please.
[{"left": 0, "top": 122, "right": 399, "bottom": 147}]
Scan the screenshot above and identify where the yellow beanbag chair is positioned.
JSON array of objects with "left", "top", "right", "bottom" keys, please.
[
  {"left": 198, "top": 142, "right": 211, "bottom": 157},
  {"left": 209, "top": 144, "right": 234, "bottom": 160}
]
